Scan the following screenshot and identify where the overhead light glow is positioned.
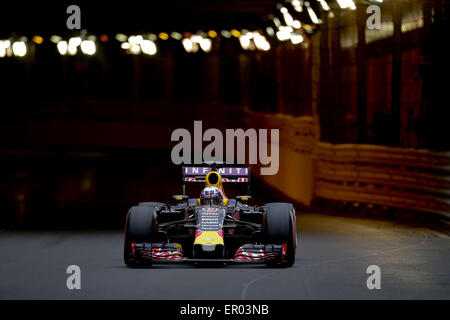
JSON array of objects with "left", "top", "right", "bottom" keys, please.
[
  {"left": 220, "top": 30, "right": 231, "bottom": 38},
  {"left": 307, "top": 6, "right": 320, "bottom": 24},
  {"left": 273, "top": 17, "right": 281, "bottom": 27},
  {"left": 253, "top": 33, "right": 270, "bottom": 51},
  {"left": 141, "top": 40, "right": 157, "bottom": 55},
  {"left": 276, "top": 30, "right": 291, "bottom": 41},
  {"left": 199, "top": 38, "right": 212, "bottom": 52},
  {"left": 291, "top": 33, "right": 304, "bottom": 44},
  {"left": 129, "top": 44, "right": 141, "bottom": 55},
  {"left": 32, "top": 35, "right": 44, "bottom": 44},
  {"left": 57, "top": 41, "right": 68, "bottom": 55},
  {"left": 336, "top": 0, "right": 356, "bottom": 10},
  {"left": 99, "top": 34, "right": 109, "bottom": 42},
  {"left": 207, "top": 30, "right": 218, "bottom": 38},
  {"left": 170, "top": 32, "right": 183, "bottom": 40},
  {"left": 67, "top": 43, "right": 77, "bottom": 55},
  {"left": 158, "top": 32, "right": 169, "bottom": 40},
  {"left": 80, "top": 40, "right": 96, "bottom": 55},
  {"left": 120, "top": 42, "right": 130, "bottom": 50},
  {"left": 68, "top": 37, "right": 82, "bottom": 48},
  {"left": 50, "top": 35, "right": 62, "bottom": 44},
  {"left": 115, "top": 33, "right": 127, "bottom": 42},
  {"left": 266, "top": 27, "right": 275, "bottom": 37},
  {"left": 293, "top": 20, "right": 301, "bottom": 29},
  {"left": 0, "top": 41, "right": 7, "bottom": 58},
  {"left": 239, "top": 35, "right": 251, "bottom": 50},
  {"left": 283, "top": 13, "right": 294, "bottom": 26},
  {"left": 12, "top": 41, "right": 27, "bottom": 57},
  {"left": 317, "top": 0, "right": 330, "bottom": 11},
  {"left": 231, "top": 29, "right": 241, "bottom": 38},
  {"left": 182, "top": 38, "right": 198, "bottom": 53}
]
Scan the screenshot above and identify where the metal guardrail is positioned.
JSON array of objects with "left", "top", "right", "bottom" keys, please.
[{"left": 315, "top": 143, "right": 450, "bottom": 218}]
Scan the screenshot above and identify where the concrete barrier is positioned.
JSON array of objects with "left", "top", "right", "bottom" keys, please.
[{"left": 245, "top": 109, "right": 450, "bottom": 218}]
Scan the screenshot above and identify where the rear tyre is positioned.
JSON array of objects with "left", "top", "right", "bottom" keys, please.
[
  {"left": 264, "top": 202, "right": 296, "bottom": 267},
  {"left": 124, "top": 206, "right": 156, "bottom": 267}
]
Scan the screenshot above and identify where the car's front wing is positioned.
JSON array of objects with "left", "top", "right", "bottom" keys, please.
[{"left": 128, "top": 243, "right": 287, "bottom": 265}]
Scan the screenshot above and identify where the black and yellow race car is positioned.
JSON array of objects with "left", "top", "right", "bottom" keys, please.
[{"left": 123, "top": 163, "right": 297, "bottom": 267}]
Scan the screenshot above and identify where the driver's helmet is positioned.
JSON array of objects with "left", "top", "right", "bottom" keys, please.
[{"left": 200, "top": 186, "right": 223, "bottom": 206}]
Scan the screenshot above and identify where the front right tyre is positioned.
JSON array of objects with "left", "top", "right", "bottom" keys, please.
[{"left": 264, "top": 202, "right": 296, "bottom": 266}]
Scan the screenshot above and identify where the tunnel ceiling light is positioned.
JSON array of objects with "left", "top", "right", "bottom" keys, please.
[
  {"left": 68, "top": 37, "right": 82, "bottom": 48},
  {"left": 305, "top": 2, "right": 321, "bottom": 24},
  {"left": 182, "top": 38, "right": 199, "bottom": 53},
  {"left": 32, "top": 35, "right": 44, "bottom": 44},
  {"left": 57, "top": 40, "right": 68, "bottom": 55},
  {"left": 199, "top": 38, "right": 212, "bottom": 52},
  {"left": 141, "top": 40, "right": 157, "bottom": 55},
  {"left": 273, "top": 17, "right": 281, "bottom": 28},
  {"left": 129, "top": 43, "right": 141, "bottom": 55},
  {"left": 253, "top": 33, "right": 270, "bottom": 51},
  {"left": 276, "top": 26, "right": 292, "bottom": 41},
  {"left": 220, "top": 30, "right": 231, "bottom": 38},
  {"left": 99, "top": 34, "right": 109, "bottom": 42},
  {"left": 80, "top": 40, "right": 96, "bottom": 55},
  {"left": 182, "top": 38, "right": 193, "bottom": 52},
  {"left": 67, "top": 43, "right": 78, "bottom": 56},
  {"left": 128, "top": 35, "right": 143, "bottom": 45},
  {"left": 147, "top": 33, "right": 157, "bottom": 41},
  {"left": 291, "top": 33, "right": 304, "bottom": 44},
  {"left": 0, "top": 41, "right": 7, "bottom": 58},
  {"left": 50, "top": 35, "right": 62, "bottom": 44},
  {"left": 231, "top": 29, "right": 241, "bottom": 38},
  {"left": 317, "top": 0, "right": 330, "bottom": 11},
  {"left": 283, "top": 12, "right": 295, "bottom": 26},
  {"left": 292, "top": 20, "right": 302, "bottom": 29},
  {"left": 12, "top": 41, "right": 27, "bottom": 57},
  {"left": 115, "top": 33, "right": 127, "bottom": 42},
  {"left": 170, "top": 32, "right": 182, "bottom": 40},
  {"left": 266, "top": 27, "right": 275, "bottom": 37},
  {"left": 336, "top": 0, "right": 356, "bottom": 10},
  {"left": 120, "top": 42, "right": 131, "bottom": 50},
  {"left": 207, "top": 30, "right": 217, "bottom": 38},
  {"left": 239, "top": 34, "right": 252, "bottom": 50},
  {"left": 158, "top": 32, "right": 169, "bottom": 40}
]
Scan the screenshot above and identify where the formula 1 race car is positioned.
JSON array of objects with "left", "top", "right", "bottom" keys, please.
[{"left": 123, "top": 163, "right": 297, "bottom": 267}]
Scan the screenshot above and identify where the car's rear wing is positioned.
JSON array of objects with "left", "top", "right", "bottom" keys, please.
[{"left": 181, "top": 163, "right": 250, "bottom": 194}]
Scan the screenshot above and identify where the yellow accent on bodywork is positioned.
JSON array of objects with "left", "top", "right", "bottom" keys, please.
[
  {"left": 205, "top": 171, "right": 223, "bottom": 189},
  {"left": 205, "top": 171, "right": 228, "bottom": 205},
  {"left": 194, "top": 231, "right": 224, "bottom": 246},
  {"left": 172, "top": 243, "right": 183, "bottom": 253}
]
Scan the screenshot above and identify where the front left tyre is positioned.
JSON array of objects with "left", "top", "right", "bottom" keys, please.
[{"left": 124, "top": 205, "right": 157, "bottom": 267}]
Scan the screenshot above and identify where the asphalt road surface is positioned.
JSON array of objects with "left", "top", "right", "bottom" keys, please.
[{"left": 1, "top": 212, "right": 449, "bottom": 300}]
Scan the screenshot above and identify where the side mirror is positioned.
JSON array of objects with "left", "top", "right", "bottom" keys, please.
[
  {"left": 236, "top": 195, "right": 252, "bottom": 202},
  {"left": 172, "top": 195, "right": 188, "bottom": 201}
]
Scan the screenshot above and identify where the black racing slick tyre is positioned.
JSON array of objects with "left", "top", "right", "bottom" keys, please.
[
  {"left": 124, "top": 206, "right": 156, "bottom": 267},
  {"left": 264, "top": 203, "right": 296, "bottom": 266}
]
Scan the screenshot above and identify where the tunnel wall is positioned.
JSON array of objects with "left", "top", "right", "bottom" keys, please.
[{"left": 245, "top": 109, "right": 450, "bottom": 217}]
